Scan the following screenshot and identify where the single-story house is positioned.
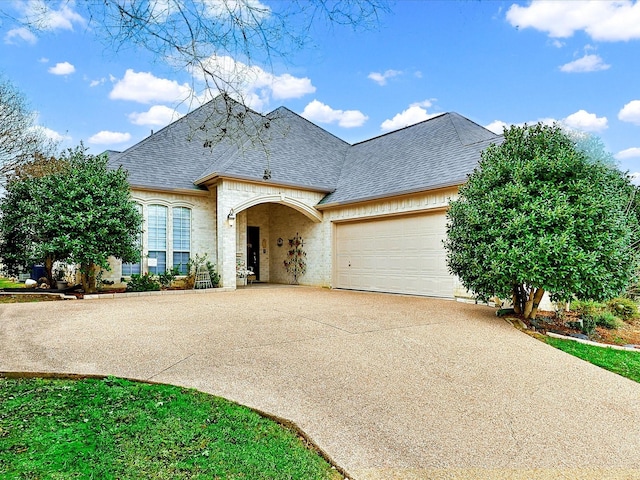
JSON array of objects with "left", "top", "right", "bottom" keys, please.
[{"left": 107, "top": 96, "right": 501, "bottom": 298}]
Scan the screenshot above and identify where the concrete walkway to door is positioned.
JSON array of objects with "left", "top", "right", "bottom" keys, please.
[{"left": 2, "top": 286, "right": 640, "bottom": 479}]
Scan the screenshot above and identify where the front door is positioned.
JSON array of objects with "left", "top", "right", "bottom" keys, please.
[{"left": 247, "top": 226, "right": 260, "bottom": 280}]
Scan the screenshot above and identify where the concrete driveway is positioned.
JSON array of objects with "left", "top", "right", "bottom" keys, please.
[{"left": 2, "top": 286, "right": 640, "bottom": 479}]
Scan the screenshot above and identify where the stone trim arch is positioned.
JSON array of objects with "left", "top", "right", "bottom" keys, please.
[{"left": 231, "top": 193, "right": 322, "bottom": 223}]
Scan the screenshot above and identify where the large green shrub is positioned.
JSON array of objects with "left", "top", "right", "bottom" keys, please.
[
  {"left": 126, "top": 273, "right": 160, "bottom": 292},
  {"left": 572, "top": 299, "right": 606, "bottom": 318},
  {"left": 593, "top": 312, "right": 623, "bottom": 330},
  {"left": 158, "top": 267, "right": 180, "bottom": 288},
  {"left": 206, "top": 261, "right": 220, "bottom": 287},
  {"left": 607, "top": 297, "right": 639, "bottom": 321},
  {"left": 445, "top": 124, "right": 638, "bottom": 319}
]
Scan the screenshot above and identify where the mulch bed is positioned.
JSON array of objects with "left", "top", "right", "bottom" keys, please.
[
  {"left": 0, "top": 293, "right": 64, "bottom": 303},
  {"left": 519, "top": 310, "right": 640, "bottom": 347}
]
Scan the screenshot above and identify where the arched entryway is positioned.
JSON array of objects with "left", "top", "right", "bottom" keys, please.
[{"left": 222, "top": 193, "right": 323, "bottom": 288}]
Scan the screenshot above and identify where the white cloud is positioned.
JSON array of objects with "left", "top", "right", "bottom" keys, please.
[
  {"left": 267, "top": 73, "right": 315, "bottom": 100},
  {"left": 380, "top": 101, "right": 439, "bottom": 132},
  {"left": 506, "top": 0, "right": 640, "bottom": 41},
  {"left": 615, "top": 147, "right": 640, "bottom": 160},
  {"left": 368, "top": 69, "right": 402, "bottom": 86},
  {"left": 619, "top": 100, "right": 640, "bottom": 125},
  {"left": 4, "top": 27, "right": 37, "bottom": 45},
  {"left": 88, "top": 131, "right": 132, "bottom": 145},
  {"left": 6, "top": 1, "right": 84, "bottom": 44},
  {"left": 110, "top": 69, "right": 193, "bottom": 104},
  {"left": 34, "top": 2, "right": 85, "bottom": 31},
  {"left": 485, "top": 120, "right": 509, "bottom": 134},
  {"left": 203, "top": 0, "right": 271, "bottom": 23},
  {"left": 128, "top": 105, "right": 183, "bottom": 127},
  {"left": 484, "top": 111, "right": 607, "bottom": 135},
  {"left": 560, "top": 54, "right": 610, "bottom": 73},
  {"left": 192, "top": 55, "right": 315, "bottom": 110},
  {"left": 301, "top": 100, "right": 368, "bottom": 128},
  {"left": 35, "top": 126, "right": 71, "bottom": 143},
  {"left": 48, "top": 61, "right": 75, "bottom": 75},
  {"left": 2, "top": 1, "right": 85, "bottom": 44},
  {"left": 562, "top": 109, "right": 608, "bottom": 132},
  {"left": 89, "top": 78, "right": 106, "bottom": 87},
  {"left": 629, "top": 172, "right": 640, "bottom": 186}
]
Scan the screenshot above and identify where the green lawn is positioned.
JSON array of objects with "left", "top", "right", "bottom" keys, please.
[
  {"left": 0, "top": 277, "right": 24, "bottom": 289},
  {"left": 0, "top": 376, "right": 341, "bottom": 480},
  {"left": 546, "top": 337, "right": 640, "bottom": 383}
]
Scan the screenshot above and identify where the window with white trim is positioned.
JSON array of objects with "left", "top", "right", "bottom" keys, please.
[
  {"left": 172, "top": 207, "right": 191, "bottom": 274},
  {"left": 122, "top": 203, "right": 142, "bottom": 276},
  {"left": 148, "top": 204, "right": 167, "bottom": 274}
]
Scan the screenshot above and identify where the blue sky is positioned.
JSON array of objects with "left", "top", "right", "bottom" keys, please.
[{"left": 1, "top": 0, "right": 639, "bottom": 181}]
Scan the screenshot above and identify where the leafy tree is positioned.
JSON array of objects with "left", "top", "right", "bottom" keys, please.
[
  {"left": 0, "top": 154, "right": 72, "bottom": 284},
  {"left": 445, "top": 124, "right": 638, "bottom": 319},
  {"left": 0, "top": 76, "right": 57, "bottom": 184},
  {"left": 0, "top": 146, "right": 142, "bottom": 292}
]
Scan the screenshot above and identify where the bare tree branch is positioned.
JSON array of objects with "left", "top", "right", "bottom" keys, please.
[
  {"left": 0, "top": 76, "right": 58, "bottom": 185},
  {"left": 1, "top": 1, "right": 388, "bottom": 157}
]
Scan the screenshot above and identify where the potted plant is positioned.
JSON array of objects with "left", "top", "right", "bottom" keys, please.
[{"left": 54, "top": 267, "right": 68, "bottom": 290}]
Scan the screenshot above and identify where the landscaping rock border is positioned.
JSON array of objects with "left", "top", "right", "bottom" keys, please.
[{"left": 546, "top": 331, "right": 640, "bottom": 351}]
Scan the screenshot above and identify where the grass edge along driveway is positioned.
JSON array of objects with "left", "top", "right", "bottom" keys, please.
[
  {"left": 545, "top": 337, "right": 640, "bottom": 384},
  {"left": 0, "top": 375, "right": 343, "bottom": 480}
]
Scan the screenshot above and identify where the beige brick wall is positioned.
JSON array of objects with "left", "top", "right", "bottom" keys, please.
[{"left": 267, "top": 203, "right": 324, "bottom": 286}]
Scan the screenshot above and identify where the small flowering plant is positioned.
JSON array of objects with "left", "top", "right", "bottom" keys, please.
[{"left": 283, "top": 232, "right": 306, "bottom": 285}]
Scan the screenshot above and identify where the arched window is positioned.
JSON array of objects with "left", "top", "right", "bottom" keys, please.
[
  {"left": 172, "top": 207, "right": 191, "bottom": 274},
  {"left": 148, "top": 204, "right": 167, "bottom": 274},
  {"left": 122, "top": 203, "right": 142, "bottom": 276}
]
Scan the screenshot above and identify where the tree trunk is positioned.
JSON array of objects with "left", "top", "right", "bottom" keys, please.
[
  {"left": 523, "top": 289, "right": 534, "bottom": 318},
  {"left": 523, "top": 287, "right": 544, "bottom": 319},
  {"left": 528, "top": 288, "right": 545, "bottom": 320},
  {"left": 81, "top": 263, "right": 98, "bottom": 293},
  {"left": 512, "top": 284, "right": 527, "bottom": 314},
  {"left": 512, "top": 291, "right": 521, "bottom": 314},
  {"left": 44, "top": 255, "right": 55, "bottom": 287}
]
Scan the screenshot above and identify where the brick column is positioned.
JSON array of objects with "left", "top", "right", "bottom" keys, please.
[{"left": 217, "top": 186, "right": 237, "bottom": 290}]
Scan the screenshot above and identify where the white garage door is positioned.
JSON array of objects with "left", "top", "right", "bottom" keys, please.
[{"left": 335, "top": 212, "right": 454, "bottom": 298}]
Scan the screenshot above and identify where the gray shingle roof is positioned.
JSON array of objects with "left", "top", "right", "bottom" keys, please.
[
  {"left": 318, "top": 112, "right": 502, "bottom": 206},
  {"left": 108, "top": 96, "right": 502, "bottom": 203},
  {"left": 109, "top": 97, "right": 349, "bottom": 192},
  {"left": 194, "top": 106, "right": 350, "bottom": 191}
]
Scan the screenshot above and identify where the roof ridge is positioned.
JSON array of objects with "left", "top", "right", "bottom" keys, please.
[
  {"left": 351, "top": 112, "right": 449, "bottom": 146},
  {"left": 447, "top": 111, "right": 499, "bottom": 146},
  {"left": 270, "top": 106, "right": 352, "bottom": 147}
]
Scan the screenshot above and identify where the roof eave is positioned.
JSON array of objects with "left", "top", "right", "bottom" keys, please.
[
  {"left": 316, "top": 180, "right": 465, "bottom": 210},
  {"left": 196, "top": 172, "right": 335, "bottom": 194},
  {"left": 129, "top": 184, "right": 211, "bottom": 196}
]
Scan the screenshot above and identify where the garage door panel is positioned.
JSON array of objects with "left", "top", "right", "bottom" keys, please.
[{"left": 335, "top": 213, "right": 454, "bottom": 298}]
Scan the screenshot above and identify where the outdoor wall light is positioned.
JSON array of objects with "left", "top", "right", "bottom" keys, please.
[{"left": 228, "top": 208, "right": 236, "bottom": 227}]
